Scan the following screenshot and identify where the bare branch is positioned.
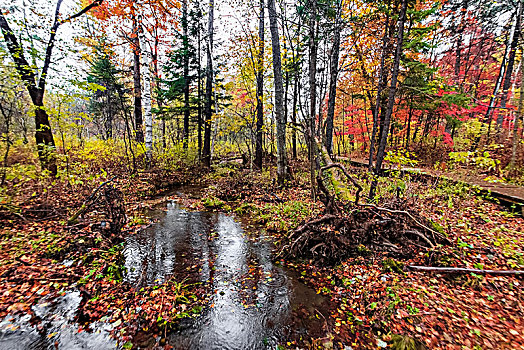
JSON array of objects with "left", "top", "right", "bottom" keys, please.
[
  {"left": 407, "top": 265, "right": 524, "bottom": 276},
  {"left": 39, "top": 0, "right": 104, "bottom": 93},
  {"left": 59, "top": 0, "right": 104, "bottom": 25}
]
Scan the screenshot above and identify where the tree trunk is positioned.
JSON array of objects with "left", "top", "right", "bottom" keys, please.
[
  {"left": 325, "top": 1, "right": 341, "bottom": 156},
  {"left": 453, "top": 0, "right": 469, "bottom": 86},
  {"left": 508, "top": 52, "right": 524, "bottom": 170},
  {"left": 0, "top": 7, "right": 68, "bottom": 175},
  {"left": 255, "top": 0, "right": 264, "bottom": 170},
  {"left": 139, "top": 16, "right": 153, "bottom": 164},
  {"left": 1, "top": 1, "right": 103, "bottom": 175},
  {"left": 485, "top": 7, "right": 519, "bottom": 136},
  {"left": 202, "top": 0, "right": 214, "bottom": 168},
  {"left": 197, "top": 16, "right": 203, "bottom": 158},
  {"left": 291, "top": 69, "right": 299, "bottom": 159},
  {"left": 368, "top": 11, "right": 391, "bottom": 171},
  {"left": 445, "top": 0, "right": 469, "bottom": 134},
  {"left": 132, "top": 13, "right": 144, "bottom": 143},
  {"left": 268, "top": 0, "right": 287, "bottom": 185},
  {"left": 152, "top": 30, "right": 166, "bottom": 150},
  {"left": 369, "top": 0, "right": 408, "bottom": 199},
  {"left": 308, "top": 0, "right": 318, "bottom": 198},
  {"left": 497, "top": 3, "right": 523, "bottom": 133},
  {"left": 405, "top": 100, "right": 413, "bottom": 149},
  {"left": 182, "top": 0, "right": 190, "bottom": 149},
  {"left": 34, "top": 101, "right": 57, "bottom": 174}
]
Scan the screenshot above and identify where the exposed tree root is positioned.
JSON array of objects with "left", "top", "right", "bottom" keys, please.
[
  {"left": 279, "top": 143, "right": 450, "bottom": 265},
  {"left": 278, "top": 201, "right": 448, "bottom": 265},
  {"left": 67, "top": 177, "right": 126, "bottom": 236}
]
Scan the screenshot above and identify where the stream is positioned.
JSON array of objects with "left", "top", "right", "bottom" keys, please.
[{"left": 0, "top": 188, "right": 328, "bottom": 349}]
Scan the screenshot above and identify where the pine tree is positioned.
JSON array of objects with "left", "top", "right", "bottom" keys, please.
[{"left": 87, "top": 48, "right": 126, "bottom": 140}]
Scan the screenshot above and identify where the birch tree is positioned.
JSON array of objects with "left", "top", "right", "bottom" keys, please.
[
  {"left": 131, "top": 6, "right": 144, "bottom": 143},
  {"left": 202, "top": 0, "right": 214, "bottom": 168},
  {"left": 139, "top": 15, "right": 153, "bottom": 163}
]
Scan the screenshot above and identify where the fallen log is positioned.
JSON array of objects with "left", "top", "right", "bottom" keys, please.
[
  {"left": 407, "top": 265, "right": 524, "bottom": 276},
  {"left": 315, "top": 137, "right": 362, "bottom": 208}
]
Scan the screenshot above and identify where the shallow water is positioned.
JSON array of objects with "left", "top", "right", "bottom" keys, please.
[
  {"left": 125, "top": 191, "right": 328, "bottom": 349},
  {"left": 0, "top": 290, "right": 116, "bottom": 350},
  {"left": 0, "top": 188, "right": 327, "bottom": 349}
]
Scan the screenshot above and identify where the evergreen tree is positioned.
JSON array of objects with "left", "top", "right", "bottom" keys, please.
[{"left": 87, "top": 48, "right": 126, "bottom": 140}]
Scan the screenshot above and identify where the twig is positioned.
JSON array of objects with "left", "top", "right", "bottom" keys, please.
[
  {"left": 358, "top": 203, "right": 447, "bottom": 243},
  {"left": 67, "top": 176, "right": 117, "bottom": 225},
  {"left": 407, "top": 265, "right": 524, "bottom": 276}
]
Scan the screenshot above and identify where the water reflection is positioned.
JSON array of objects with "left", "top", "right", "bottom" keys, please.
[
  {"left": 0, "top": 196, "right": 328, "bottom": 350},
  {"left": 127, "top": 202, "right": 328, "bottom": 349},
  {"left": 0, "top": 290, "right": 116, "bottom": 350},
  {"left": 124, "top": 202, "right": 212, "bottom": 285}
]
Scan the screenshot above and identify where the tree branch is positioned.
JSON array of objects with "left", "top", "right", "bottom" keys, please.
[
  {"left": 38, "top": 0, "right": 64, "bottom": 94},
  {"left": 39, "top": 0, "right": 104, "bottom": 93},
  {"left": 0, "top": 11, "right": 38, "bottom": 101},
  {"left": 59, "top": 0, "right": 104, "bottom": 24},
  {"left": 407, "top": 265, "right": 524, "bottom": 276}
]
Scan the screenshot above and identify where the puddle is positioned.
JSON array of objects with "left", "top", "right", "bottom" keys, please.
[
  {"left": 0, "top": 290, "right": 116, "bottom": 350},
  {"left": 125, "top": 198, "right": 328, "bottom": 349},
  {"left": 1, "top": 187, "right": 328, "bottom": 349}
]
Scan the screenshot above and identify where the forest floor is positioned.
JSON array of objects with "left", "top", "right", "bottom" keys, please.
[
  {"left": 0, "top": 156, "right": 523, "bottom": 349},
  {"left": 190, "top": 159, "right": 524, "bottom": 349}
]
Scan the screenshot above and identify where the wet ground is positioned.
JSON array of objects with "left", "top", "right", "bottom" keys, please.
[
  {"left": 128, "top": 187, "right": 329, "bottom": 349},
  {"left": 0, "top": 289, "right": 116, "bottom": 350},
  {"left": 0, "top": 187, "right": 329, "bottom": 349}
]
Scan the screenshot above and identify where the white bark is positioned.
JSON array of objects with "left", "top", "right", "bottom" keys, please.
[{"left": 139, "top": 16, "right": 153, "bottom": 161}]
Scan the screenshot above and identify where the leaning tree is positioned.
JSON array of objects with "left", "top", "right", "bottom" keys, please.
[{"left": 0, "top": 0, "right": 103, "bottom": 174}]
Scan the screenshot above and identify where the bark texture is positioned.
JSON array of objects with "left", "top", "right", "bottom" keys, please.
[
  {"left": 268, "top": 0, "right": 287, "bottom": 185},
  {"left": 139, "top": 16, "right": 153, "bottom": 163},
  {"left": 255, "top": 0, "right": 265, "bottom": 170},
  {"left": 497, "top": 2, "right": 523, "bottom": 132},
  {"left": 182, "top": 0, "right": 190, "bottom": 149},
  {"left": 202, "top": 0, "right": 214, "bottom": 168},
  {"left": 325, "top": 1, "right": 342, "bottom": 155},
  {"left": 132, "top": 12, "right": 144, "bottom": 143},
  {"left": 308, "top": 0, "right": 318, "bottom": 198}
]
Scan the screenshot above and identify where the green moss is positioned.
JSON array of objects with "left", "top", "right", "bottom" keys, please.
[
  {"left": 202, "top": 196, "right": 225, "bottom": 209},
  {"left": 357, "top": 244, "right": 372, "bottom": 256},
  {"left": 390, "top": 334, "right": 426, "bottom": 350},
  {"left": 234, "top": 203, "right": 255, "bottom": 215},
  {"left": 429, "top": 220, "right": 446, "bottom": 235},
  {"left": 253, "top": 201, "right": 313, "bottom": 232},
  {"left": 382, "top": 258, "right": 405, "bottom": 274}
]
